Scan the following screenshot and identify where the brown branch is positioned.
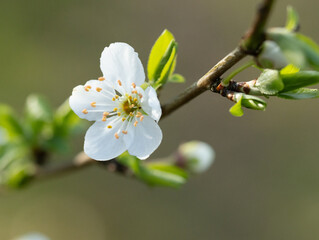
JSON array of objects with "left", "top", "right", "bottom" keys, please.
[
  {"left": 35, "top": 152, "right": 95, "bottom": 179},
  {"left": 34, "top": 152, "right": 131, "bottom": 179},
  {"left": 161, "top": 0, "right": 275, "bottom": 119}
]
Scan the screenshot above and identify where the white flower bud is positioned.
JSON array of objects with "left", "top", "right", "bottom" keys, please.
[
  {"left": 257, "top": 41, "right": 288, "bottom": 69},
  {"left": 178, "top": 141, "right": 215, "bottom": 173}
]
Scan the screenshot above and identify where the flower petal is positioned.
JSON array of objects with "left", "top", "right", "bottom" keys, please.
[
  {"left": 84, "top": 117, "right": 126, "bottom": 160},
  {"left": 100, "top": 43, "right": 145, "bottom": 91},
  {"left": 126, "top": 116, "right": 162, "bottom": 160},
  {"left": 141, "top": 87, "right": 162, "bottom": 122},
  {"left": 69, "top": 80, "right": 117, "bottom": 121}
]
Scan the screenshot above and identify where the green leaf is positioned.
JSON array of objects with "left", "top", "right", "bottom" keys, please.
[
  {"left": 148, "top": 29, "right": 177, "bottom": 85},
  {"left": 0, "top": 104, "right": 24, "bottom": 140},
  {"left": 286, "top": 6, "right": 299, "bottom": 32},
  {"left": 168, "top": 73, "right": 185, "bottom": 83},
  {"left": 229, "top": 94, "right": 244, "bottom": 117},
  {"left": 155, "top": 45, "right": 177, "bottom": 88},
  {"left": 280, "top": 71, "right": 319, "bottom": 92},
  {"left": 280, "top": 64, "right": 299, "bottom": 75},
  {"left": 278, "top": 88, "right": 319, "bottom": 99},
  {"left": 256, "top": 69, "right": 284, "bottom": 95},
  {"left": 117, "top": 153, "right": 187, "bottom": 188},
  {"left": 241, "top": 94, "right": 267, "bottom": 110},
  {"left": 147, "top": 162, "right": 188, "bottom": 179},
  {"left": 268, "top": 28, "right": 319, "bottom": 70}
]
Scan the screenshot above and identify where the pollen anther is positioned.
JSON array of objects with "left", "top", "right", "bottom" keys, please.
[
  {"left": 98, "top": 77, "right": 105, "bottom": 81},
  {"left": 140, "top": 115, "right": 144, "bottom": 121},
  {"left": 122, "top": 117, "right": 126, "bottom": 121},
  {"left": 102, "top": 116, "right": 107, "bottom": 122},
  {"left": 107, "top": 125, "right": 112, "bottom": 129},
  {"left": 113, "top": 108, "right": 118, "bottom": 112},
  {"left": 117, "top": 112, "right": 121, "bottom": 116},
  {"left": 114, "top": 133, "right": 119, "bottom": 139},
  {"left": 134, "top": 121, "right": 138, "bottom": 127},
  {"left": 84, "top": 86, "right": 91, "bottom": 91},
  {"left": 117, "top": 80, "right": 122, "bottom": 86},
  {"left": 90, "top": 102, "right": 96, "bottom": 107},
  {"left": 96, "top": 87, "right": 102, "bottom": 92},
  {"left": 103, "top": 112, "right": 109, "bottom": 116},
  {"left": 132, "top": 83, "right": 136, "bottom": 88},
  {"left": 82, "top": 109, "right": 88, "bottom": 114},
  {"left": 122, "top": 130, "right": 128, "bottom": 134}
]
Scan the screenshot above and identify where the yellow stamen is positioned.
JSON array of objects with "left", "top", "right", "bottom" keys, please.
[
  {"left": 114, "top": 133, "right": 119, "bottom": 139},
  {"left": 103, "top": 112, "right": 109, "bottom": 116},
  {"left": 138, "top": 93, "right": 143, "bottom": 98},
  {"left": 96, "top": 87, "right": 102, "bottom": 92},
  {"left": 90, "top": 102, "right": 96, "bottom": 107},
  {"left": 134, "top": 121, "right": 138, "bottom": 127},
  {"left": 122, "top": 130, "right": 128, "bottom": 134},
  {"left": 82, "top": 109, "right": 88, "bottom": 114},
  {"left": 107, "top": 125, "right": 112, "bottom": 129},
  {"left": 140, "top": 115, "right": 144, "bottom": 121},
  {"left": 132, "top": 90, "right": 137, "bottom": 94},
  {"left": 117, "top": 80, "right": 122, "bottom": 86},
  {"left": 128, "top": 95, "right": 132, "bottom": 100},
  {"left": 113, "top": 107, "right": 118, "bottom": 112},
  {"left": 122, "top": 117, "right": 126, "bottom": 122},
  {"left": 130, "top": 104, "right": 135, "bottom": 108},
  {"left": 129, "top": 112, "right": 134, "bottom": 117},
  {"left": 112, "top": 97, "right": 116, "bottom": 101},
  {"left": 98, "top": 77, "right": 105, "bottom": 81},
  {"left": 132, "top": 82, "right": 136, "bottom": 88},
  {"left": 102, "top": 116, "right": 107, "bottom": 122},
  {"left": 115, "top": 95, "right": 119, "bottom": 99},
  {"left": 117, "top": 112, "right": 121, "bottom": 116},
  {"left": 84, "top": 86, "right": 91, "bottom": 91},
  {"left": 133, "top": 98, "right": 137, "bottom": 102}
]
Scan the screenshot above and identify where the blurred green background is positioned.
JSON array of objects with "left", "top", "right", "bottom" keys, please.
[{"left": 1, "top": 0, "right": 319, "bottom": 239}]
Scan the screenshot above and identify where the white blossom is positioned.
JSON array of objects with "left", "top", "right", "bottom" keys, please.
[{"left": 69, "top": 43, "right": 162, "bottom": 160}]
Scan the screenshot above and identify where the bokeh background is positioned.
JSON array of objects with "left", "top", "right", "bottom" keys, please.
[{"left": 1, "top": 0, "right": 319, "bottom": 239}]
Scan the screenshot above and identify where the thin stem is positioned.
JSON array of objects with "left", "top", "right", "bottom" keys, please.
[{"left": 221, "top": 60, "right": 255, "bottom": 86}]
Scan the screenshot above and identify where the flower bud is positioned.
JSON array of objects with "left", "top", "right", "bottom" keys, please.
[
  {"left": 256, "top": 41, "right": 288, "bottom": 69},
  {"left": 177, "top": 141, "right": 215, "bottom": 174}
]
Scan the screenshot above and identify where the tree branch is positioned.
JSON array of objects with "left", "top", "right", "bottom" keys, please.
[{"left": 161, "top": 0, "right": 275, "bottom": 119}]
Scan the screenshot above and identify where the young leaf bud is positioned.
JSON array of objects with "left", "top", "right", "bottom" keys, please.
[{"left": 256, "top": 41, "right": 288, "bottom": 69}]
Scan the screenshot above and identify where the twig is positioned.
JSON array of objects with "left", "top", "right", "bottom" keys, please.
[
  {"left": 161, "top": 0, "right": 275, "bottom": 119},
  {"left": 35, "top": 152, "right": 95, "bottom": 179}
]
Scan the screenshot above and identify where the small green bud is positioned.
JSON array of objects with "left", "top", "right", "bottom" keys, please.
[
  {"left": 233, "top": 93, "right": 267, "bottom": 111},
  {"left": 256, "top": 41, "right": 288, "bottom": 69},
  {"left": 177, "top": 141, "right": 215, "bottom": 174}
]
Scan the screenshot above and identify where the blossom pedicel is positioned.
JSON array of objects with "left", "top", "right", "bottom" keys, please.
[{"left": 69, "top": 43, "right": 162, "bottom": 160}]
